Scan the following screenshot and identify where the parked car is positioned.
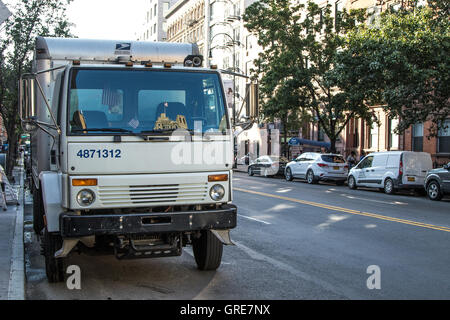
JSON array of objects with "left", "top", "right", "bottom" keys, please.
[
  {"left": 424, "top": 162, "right": 450, "bottom": 201},
  {"left": 236, "top": 154, "right": 250, "bottom": 172},
  {"left": 347, "top": 151, "right": 432, "bottom": 194},
  {"left": 285, "top": 153, "right": 349, "bottom": 185},
  {"left": 248, "top": 155, "right": 288, "bottom": 177}
]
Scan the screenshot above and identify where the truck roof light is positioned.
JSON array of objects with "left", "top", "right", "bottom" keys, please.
[
  {"left": 164, "top": 63, "right": 172, "bottom": 68},
  {"left": 184, "top": 55, "right": 203, "bottom": 68},
  {"left": 208, "top": 174, "right": 229, "bottom": 182},
  {"left": 125, "top": 61, "right": 134, "bottom": 67},
  {"left": 72, "top": 179, "right": 98, "bottom": 187},
  {"left": 73, "top": 60, "right": 81, "bottom": 65},
  {"left": 210, "top": 65, "right": 218, "bottom": 70}
]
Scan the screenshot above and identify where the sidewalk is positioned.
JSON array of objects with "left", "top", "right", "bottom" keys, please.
[{"left": 0, "top": 166, "right": 25, "bottom": 300}]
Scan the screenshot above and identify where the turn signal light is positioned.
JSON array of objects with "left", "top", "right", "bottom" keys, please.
[
  {"left": 72, "top": 179, "right": 98, "bottom": 187},
  {"left": 208, "top": 174, "right": 229, "bottom": 182}
]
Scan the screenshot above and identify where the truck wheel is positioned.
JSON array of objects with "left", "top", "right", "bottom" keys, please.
[
  {"left": 427, "top": 181, "right": 443, "bottom": 201},
  {"left": 348, "top": 176, "right": 357, "bottom": 190},
  {"left": 43, "top": 229, "right": 66, "bottom": 283},
  {"left": 384, "top": 178, "right": 396, "bottom": 195},
  {"left": 32, "top": 185, "right": 45, "bottom": 235},
  {"left": 192, "top": 230, "right": 223, "bottom": 271}
]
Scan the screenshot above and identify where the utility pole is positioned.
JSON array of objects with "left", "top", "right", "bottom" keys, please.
[{"left": 204, "top": 0, "right": 210, "bottom": 68}]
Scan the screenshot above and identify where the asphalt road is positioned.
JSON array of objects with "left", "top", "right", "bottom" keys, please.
[{"left": 25, "top": 172, "right": 450, "bottom": 300}]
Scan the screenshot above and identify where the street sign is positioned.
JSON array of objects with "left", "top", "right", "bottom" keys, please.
[{"left": 0, "top": 1, "right": 11, "bottom": 26}]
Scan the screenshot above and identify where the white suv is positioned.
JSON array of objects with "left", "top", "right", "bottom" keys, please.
[
  {"left": 285, "top": 153, "right": 349, "bottom": 185},
  {"left": 348, "top": 151, "right": 432, "bottom": 194}
]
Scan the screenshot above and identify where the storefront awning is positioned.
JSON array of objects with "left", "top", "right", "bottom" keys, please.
[{"left": 288, "top": 138, "right": 331, "bottom": 149}]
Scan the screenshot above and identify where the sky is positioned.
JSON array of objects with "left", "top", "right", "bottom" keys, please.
[
  {"left": 66, "top": 0, "right": 146, "bottom": 40},
  {"left": 3, "top": 0, "right": 146, "bottom": 40}
]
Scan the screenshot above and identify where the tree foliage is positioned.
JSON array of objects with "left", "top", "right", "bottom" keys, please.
[
  {"left": 0, "top": 0, "right": 74, "bottom": 174},
  {"left": 336, "top": 1, "right": 450, "bottom": 135},
  {"left": 243, "top": 0, "right": 373, "bottom": 153}
]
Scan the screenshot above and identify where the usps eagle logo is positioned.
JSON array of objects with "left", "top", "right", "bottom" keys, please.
[{"left": 116, "top": 43, "right": 131, "bottom": 51}]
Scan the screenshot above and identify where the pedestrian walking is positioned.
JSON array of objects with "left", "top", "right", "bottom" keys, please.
[
  {"left": 359, "top": 150, "right": 366, "bottom": 163},
  {"left": 0, "top": 165, "right": 7, "bottom": 211},
  {"left": 347, "top": 151, "right": 357, "bottom": 169}
]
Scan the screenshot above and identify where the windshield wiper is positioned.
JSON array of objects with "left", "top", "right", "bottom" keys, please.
[
  {"left": 139, "top": 129, "right": 180, "bottom": 135},
  {"left": 72, "top": 128, "right": 150, "bottom": 141}
]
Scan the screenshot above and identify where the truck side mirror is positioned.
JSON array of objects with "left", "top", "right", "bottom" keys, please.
[
  {"left": 246, "top": 83, "right": 259, "bottom": 120},
  {"left": 19, "top": 74, "right": 37, "bottom": 121}
]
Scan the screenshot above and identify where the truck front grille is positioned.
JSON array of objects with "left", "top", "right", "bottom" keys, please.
[{"left": 98, "top": 183, "right": 208, "bottom": 206}]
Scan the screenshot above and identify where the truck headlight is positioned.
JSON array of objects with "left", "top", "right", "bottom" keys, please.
[
  {"left": 210, "top": 184, "right": 225, "bottom": 201},
  {"left": 76, "top": 189, "right": 96, "bottom": 207}
]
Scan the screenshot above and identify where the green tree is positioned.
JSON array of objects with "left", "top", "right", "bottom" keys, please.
[
  {"left": 244, "top": 0, "right": 373, "bottom": 153},
  {"left": 336, "top": 1, "right": 450, "bottom": 136},
  {"left": 0, "top": 0, "right": 74, "bottom": 175}
]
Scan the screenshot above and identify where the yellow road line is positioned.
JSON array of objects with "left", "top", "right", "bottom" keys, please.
[{"left": 234, "top": 187, "right": 450, "bottom": 233}]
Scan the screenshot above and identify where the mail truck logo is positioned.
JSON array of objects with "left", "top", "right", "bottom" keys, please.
[
  {"left": 116, "top": 43, "right": 131, "bottom": 51},
  {"left": 115, "top": 43, "right": 131, "bottom": 55}
]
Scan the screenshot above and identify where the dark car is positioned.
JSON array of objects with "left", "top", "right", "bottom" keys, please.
[
  {"left": 248, "top": 155, "right": 288, "bottom": 177},
  {"left": 424, "top": 162, "right": 450, "bottom": 201}
]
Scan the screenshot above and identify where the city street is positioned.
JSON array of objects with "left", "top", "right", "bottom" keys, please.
[{"left": 25, "top": 171, "right": 450, "bottom": 300}]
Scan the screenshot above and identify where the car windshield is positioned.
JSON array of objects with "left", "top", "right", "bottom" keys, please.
[
  {"left": 321, "top": 155, "right": 345, "bottom": 163},
  {"left": 68, "top": 69, "right": 228, "bottom": 135}
]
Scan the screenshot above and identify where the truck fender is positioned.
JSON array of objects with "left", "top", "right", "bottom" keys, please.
[{"left": 39, "top": 172, "right": 63, "bottom": 232}]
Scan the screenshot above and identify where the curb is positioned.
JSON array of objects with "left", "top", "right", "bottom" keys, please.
[{"left": 7, "top": 168, "right": 25, "bottom": 300}]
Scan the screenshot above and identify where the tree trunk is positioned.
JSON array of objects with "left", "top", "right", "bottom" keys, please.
[{"left": 329, "top": 137, "right": 337, "bottom": 154}]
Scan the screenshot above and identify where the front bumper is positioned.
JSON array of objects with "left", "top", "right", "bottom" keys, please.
[{"left": 60, "top": 204, "right": 237, "bottom": 238}]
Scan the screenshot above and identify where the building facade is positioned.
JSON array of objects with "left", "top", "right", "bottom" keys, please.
[
  {"left": 137, "top": 0, "right": 178, "bottom": 41},
  {"left": 165, "top": 0, "right": 206, "bottom": 53}
]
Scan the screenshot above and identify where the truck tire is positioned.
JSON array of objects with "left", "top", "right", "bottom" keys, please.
[
  {"left": 32, "top": 184, "right": 45, "bottom": 235},
  {"left": 348, "top": 175, "right": 357, "bottom": 189},
  {"left": 384, "top": 178, "right": 396, "bottom": 195},
  {"left": 42, "top": 229, "right": 66, "bottom": 283},
  {"left": 192, "top": 230, "right": 223, "bottom": 271}
]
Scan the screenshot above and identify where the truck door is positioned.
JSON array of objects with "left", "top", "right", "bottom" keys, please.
[
  {"left": 355, "top": 156, "right": 374, "bottom": 186},
  {"left": 371, "top": 154, "right": 388, "bottom": 187}
]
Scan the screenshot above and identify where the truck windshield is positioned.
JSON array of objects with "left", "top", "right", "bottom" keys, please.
[{"left": 68, "top": 69, "right": 228, "bottom": 135}]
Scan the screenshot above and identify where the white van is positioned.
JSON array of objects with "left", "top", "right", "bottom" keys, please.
[{"left": 347, "top": 151, "right": 432, "bottom": 194}]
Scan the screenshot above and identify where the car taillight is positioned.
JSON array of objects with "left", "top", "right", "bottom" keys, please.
[
  {"left": 344, "top": 165, "right": 349, "bottom": 169},
  {"left": 318, "top": 163, "right": 328, "bottom": 168},
  {"left": 399, "top": 161, "right": 403, "bottom": 176}
]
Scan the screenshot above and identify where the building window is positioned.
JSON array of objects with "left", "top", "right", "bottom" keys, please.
[
  {"left": 412, "top": 123, "right": 424, "bottom": 152},
  {"left": 154, "top": 4, "right": 157, "bottom": 16},
  {"left": 389, "top": 118, "right": 399, "bottom": 150},
  {"left": 163, "top": 2, "right": 169, "bottom": 13},
  {"left": 438, "top": 120, "right": 450, "bottom": 153}
]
